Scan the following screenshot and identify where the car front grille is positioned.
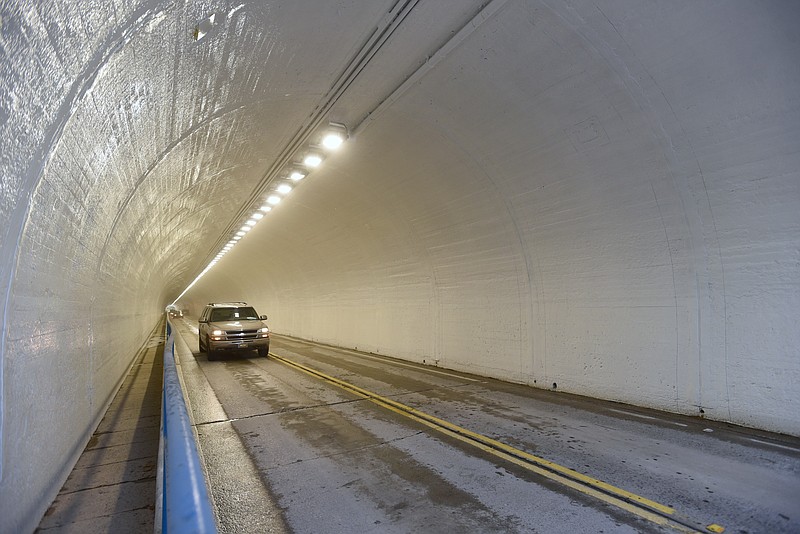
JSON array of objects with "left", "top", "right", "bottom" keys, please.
[{"left": 224, "top": 330, "right": 259, "bottom": 341}]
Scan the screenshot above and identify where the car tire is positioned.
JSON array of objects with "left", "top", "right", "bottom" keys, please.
[{"left": 258, "top": 347, "right": 268, "bottom": 358}]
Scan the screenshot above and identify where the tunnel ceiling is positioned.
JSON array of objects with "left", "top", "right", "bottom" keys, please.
[
  {"left": 1, "top": 0, "right": 799, "bottom": 435},
  {"left": 2, "top": 0, "right": 507, "bottom": 305}
]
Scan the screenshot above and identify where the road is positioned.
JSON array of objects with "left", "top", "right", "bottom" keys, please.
[{"left": 170, "top": 318, "right": 800, "bottom": 533}]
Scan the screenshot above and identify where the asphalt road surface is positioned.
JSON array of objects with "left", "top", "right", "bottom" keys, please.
[{"left": 170, "top": 318, "right": 800, "bottom": 534}]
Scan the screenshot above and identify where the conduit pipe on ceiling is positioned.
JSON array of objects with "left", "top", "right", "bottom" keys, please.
[
  {"left": 352, "top": 0, "right": 512, "bottom": 138},
  {"left": 200, "top": 0, "right": 423, "bottom": 271}
]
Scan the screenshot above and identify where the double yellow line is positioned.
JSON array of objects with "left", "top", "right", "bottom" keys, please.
[{"left": 270, "top": 353, "right": 724, "bottom": 533}]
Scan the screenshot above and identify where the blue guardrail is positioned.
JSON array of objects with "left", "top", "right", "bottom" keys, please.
[{"left": 157, "top": 320, "right": 217, "bottom": 533}]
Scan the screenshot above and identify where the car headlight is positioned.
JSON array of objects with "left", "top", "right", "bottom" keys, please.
[
  {"left": 259, "top": 327, "right": 269, "bottom": 333},
  {"left": 212, "top": 330, "right": 223, "bottom": 336}
]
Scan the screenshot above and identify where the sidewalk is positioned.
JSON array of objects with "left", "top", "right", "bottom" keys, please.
[{"left": 36, "top": 326, "right": 164, "bottom": 533}]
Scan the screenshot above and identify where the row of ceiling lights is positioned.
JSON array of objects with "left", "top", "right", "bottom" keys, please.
[
  {"left": 209, "top": 122, "right": 347, "bottom": 268},
  {"left": 171, "top": 123, "right": 348, "bottom": 305}
]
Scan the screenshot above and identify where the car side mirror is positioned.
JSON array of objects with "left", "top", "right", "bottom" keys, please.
[{"left": 260, "top": 315, "right": 268, "bottom": 321}]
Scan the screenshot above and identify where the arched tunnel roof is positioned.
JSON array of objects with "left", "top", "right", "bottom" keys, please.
[{"left": 1, "top": 1, "right": 799, "bottom": 529}]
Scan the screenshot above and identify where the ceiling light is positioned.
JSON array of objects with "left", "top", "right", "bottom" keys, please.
[
  {"left": 322, "top": 133, "right": 344, "bottom": 150},
  {"left": 267, "top": 195, "right": 281, "bottom": 205},
  {"left": 236, "top": 231, "right": 245, "bottom": 236},
  {"left": 303, "top": 152, "right": 322, "bottom": 168},
  {"left": 289, "top": 169, "right": 306, "bottom": 181},
  {"left": 322, "top": 122, "right": 348, "bottom": 150},
  {"left": 240, "top": 226, "right": 251, "bottom": 232},
  {"left": 252, "top": 212, "right": 264, "bottom": 220},
  {"left": 227, "top": 240, "right": 236, "bottom": 245},
  {"left": 245, "top": 219, "right": 257, "bottom": 226},
  {"left": 233, "top": 236, "right": 241, "bottom": 240},
  {"left": 277, "top": 183, "right": 292, "bottom": 194},
  {"left": 260, "top": 205, "right": 272, "bottom": 212}
]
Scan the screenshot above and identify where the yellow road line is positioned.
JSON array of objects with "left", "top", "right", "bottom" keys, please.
[{"left": 271, "top": 353, "right": 724, "bottom": 533}]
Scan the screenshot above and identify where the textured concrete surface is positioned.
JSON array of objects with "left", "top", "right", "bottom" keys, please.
[
  {"left": 1, "top": 1, "right": 799, "bottom": 531},
  {"left": 173, "top": 318, "right": 800, "bottom": 533},
  {"left": 36, "top": 328, "right": 163, "bottom": 533}
]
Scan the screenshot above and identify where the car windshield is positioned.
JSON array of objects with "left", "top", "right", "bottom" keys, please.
[{"left": 210, "top": 307, "right": 259, "bottom": 321}]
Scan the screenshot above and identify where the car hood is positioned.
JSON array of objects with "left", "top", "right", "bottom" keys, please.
[{"left": 209, "top": 319, "right": 265, "bottom": 330}]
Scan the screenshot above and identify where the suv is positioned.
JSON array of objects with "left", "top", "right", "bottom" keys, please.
[{"left": 198, "top": 302, "right": 270, "bottom": 360}]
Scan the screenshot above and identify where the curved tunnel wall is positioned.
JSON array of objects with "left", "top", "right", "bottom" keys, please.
[
  {"left": 1, "top": 0, "right": 799, "bottom": 531},
  {"left": 183, "top": 0, "right": 800, "bottom": 436}
]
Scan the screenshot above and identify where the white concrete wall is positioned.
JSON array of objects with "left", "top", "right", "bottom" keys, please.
[{"left": 0, "top": 1, "right": 183, "bottom": 531}]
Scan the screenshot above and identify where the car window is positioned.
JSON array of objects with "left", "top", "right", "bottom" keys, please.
[{"left": 210, "top": 307, "right": 259, "bottom": 321}]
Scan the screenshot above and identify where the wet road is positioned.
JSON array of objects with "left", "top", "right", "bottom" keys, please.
[{"left": 170, "top": 319, "right": 800, "bottom": 534}]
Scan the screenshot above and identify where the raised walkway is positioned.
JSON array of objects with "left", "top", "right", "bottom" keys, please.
[{"left": 36, "top": 324, "right": 164, "bottom": 533}]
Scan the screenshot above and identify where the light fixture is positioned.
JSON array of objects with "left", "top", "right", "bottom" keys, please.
[
  {"left": 236, "top": 230, "right": 246, "bottom": 236},
  {"left": 240, "top": 226, "right": 251, "bottom": 233},
  {"left": 233, "top": 236, "right": 241, "bottom": 240},
  {"left": 289, "top": 169, "right": 306, "bottom": 181},
  {"left": 277, "top": 183, "right": 292, "bottom": 195},
  {"left": 322, "top": 133, "right": 344, "bottom": 150},
  {"left": 303, "top": 151, "right": 323, "bottom": 168},
  {"left": 252, "top": 212, "right": 264, "bottom": 220},
  {"left": 321, "top": 122, "right": 348, "bottom": 150},
  {"left": 245, "top": 219, "right": 257, "bottom": 226},
  {"left": 259, "top": 205, "right": 272, "bottom": 212},
  {"left": 267, "top": 195, "right": 281, "bottom": 205}
]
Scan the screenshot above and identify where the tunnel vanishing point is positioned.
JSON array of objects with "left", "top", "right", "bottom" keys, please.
[{"left": 1, "top": 1, "right": 799, "bottom": 531}]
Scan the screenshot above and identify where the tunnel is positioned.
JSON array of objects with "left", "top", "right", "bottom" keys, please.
[{"left": 1, "top": 0, "right": 799, "bottom": 531}]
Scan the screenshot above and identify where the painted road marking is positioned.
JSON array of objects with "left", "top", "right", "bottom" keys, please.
[
  {"left": 333, "top": 347, "right": 481, "bottom": 382},
  {"left": 276, "top": 335, "right": 480, "bottom": 382},
  {"left": 608, "top": 408, "right": 689, "bottom": 428},
  {"left": 747, "top": 438, "right": 800, "bottom": 453},
  {"left": 272, "top": 352, "right": 724, "bottom": 534}
]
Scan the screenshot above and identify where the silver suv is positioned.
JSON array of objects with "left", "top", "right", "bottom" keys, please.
[{"left": 198, "top": 302, "right": 270, "bottom": 360}]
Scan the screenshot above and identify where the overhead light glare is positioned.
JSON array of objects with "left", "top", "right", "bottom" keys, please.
[
  {"left": 252, "top": 212, "right": 264, "bottom": 220},
  {"left": 236, "top": 231, "right": 246, "bottom": 236},
  {"left": 267, "top": 195, "right": 281, "bottom": 205},
  {"left": 289, "top": 170, "right": 306, "bottom": 181},
  {"left": 277, "top": 184, "right": 292, "bottom": 195},
  {"left": 304, "top": 153, "right": 322, "bottom": 168},
  {"left": 322, "top": 133, "right": 344, "bottom": 150},
  {"left": 260, "top": 205, "right": 272, "bottom": 212},
  {"left": 233, "top": 236, "right": 241, "bottom": 240},
  {"left": 322, "top": 123, "right": 348, "bottom": 150},
  {"left": 240, "top": 226, "right": 251, "bottom": 232},
  {"left": 245, "top": 219, "right": 257, "bottom": 226}
]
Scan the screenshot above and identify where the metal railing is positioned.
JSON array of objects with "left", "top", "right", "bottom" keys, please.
[{"left": 155, "top": 320, "right": 217, "bottom": 533}]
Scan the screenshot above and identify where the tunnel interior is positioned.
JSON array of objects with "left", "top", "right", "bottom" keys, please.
[{"left": 1, "top": 1, "right": 799, "bottom": 530}]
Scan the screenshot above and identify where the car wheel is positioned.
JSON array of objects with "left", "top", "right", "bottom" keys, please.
[{"left": 258, "top": 347, "right": 268, "bottom": 358}]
